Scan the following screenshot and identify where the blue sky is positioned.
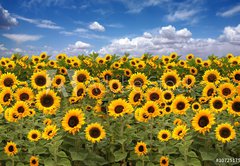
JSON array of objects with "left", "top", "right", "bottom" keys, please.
[{"left": 0, "top": 0, "right": 240, "bottom": 58}]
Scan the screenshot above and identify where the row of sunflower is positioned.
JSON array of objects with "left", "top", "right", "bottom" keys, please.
[{"left": 0, "top": 52, "right": 239, "bottom": 166}]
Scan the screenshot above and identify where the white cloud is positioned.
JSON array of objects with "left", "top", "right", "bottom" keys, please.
[
  {"left": 118, "top": 0, "right": 166, "bottom": 13},
  {"left": 0, "top": 4, "right": 18, "bottom": 29},
  {"left": 74, "top": 28, "right": 88, "bottom": 33},
  {"left": 89, "top": 21, "right": 105, "bottom": 32},
  {"left": 219, "top": 24, "right": 240, "bottom": 44},
  {"left": 0, "top": 43, "right": 8, "bottom": 51},
  {"left": 98, "top": 24, "right": 240, "bottom": 58},
  {"left": 61, "top": 41, "right": 91, "bottom": 55},
  {"left": 3, "top": 34, "right": 42, "bottom": 43},
  {"left": 217, "top": 5, "right": 240, "bottom": 17},
  {"left": 166, "top": 9, "right": 199, "bottom": 22},
  {"left": 15, "top": 15, "right": 63, "bottom": 30}
]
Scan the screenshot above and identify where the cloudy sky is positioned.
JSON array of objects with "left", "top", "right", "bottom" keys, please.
[{"left": 0, "top": 0, "right": 240, "bottom": 58}]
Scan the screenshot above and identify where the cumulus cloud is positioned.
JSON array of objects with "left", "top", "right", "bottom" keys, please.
[
  {"left": 89, "top": 21, "right": 105, "bottom": 32},
  {"left": 219, "top": 24, "right": 240, "bottom": 44},
  {"left": 2, "top": 34, "right": 42, "bottom": 43},
  {"left": 0, "top": 43, "right": 8, "bottom": 51},
  {"left": 0, "top": 4, "right": 18, "bottom": 29},
  {"left": 217, "top": 5, "right": 240, "bottom": 17},
  {"left": 98, "top": 24, "right": 240, "bottom": 58},
  {"left": 15, "top": 15, "right": 63, "bottom": 30},
  {"left": 61, "top": 41, "right": 91, "bottom": 55}
]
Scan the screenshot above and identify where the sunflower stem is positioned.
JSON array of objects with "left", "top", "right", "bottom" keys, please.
[{"left": 11, "top": 158, "right": 14, "bottom": 166}]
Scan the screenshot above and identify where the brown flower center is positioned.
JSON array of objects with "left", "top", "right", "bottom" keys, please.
[
  {"left": 213, "top": 100, "right": 223, "bottom": 109},
  {"left": 133, "top": 93, "right": 141, "bottom": 102},
  {"left": 3, "top": 93, "right": 11, "bottom": 102},
  {"left": 114, "top": 105, "right": 124, "bottom": 114},
  {"left": 4, "top": 78, "right": 14, "bottom": 87},
  {"left": 165, "top": 75, "right": 177, "bottom": 86},
  {"left": 68, "top": 116, "right": 79, "bottom": 127},
  {"left": 207, "top": 74, "right": 217, "bottom": 82},
  {"left": 40, "top": 95, "right": 54, "bottom": 107},
  {"left": 77, "top": 74, "right": 86, "bottom": 82},
  {"left": 198, "top": 116, "right": 209, "bottom": 127},
  {"left": 77, "top": 88, "right": 84, "bottom": 96},
  {"left": 219, "top": 127, "right": 231, "bottom": 138},
  {"left": 92, "top": 88, "right": 101, "bottom": 96},
  {"left": 150, "top": 93, "right": 159, "bottom": 101},
  {"left": 89, "top": 127, "right": 101, "bottom": 138},
  {"left": 176, "top": 102, "right": 185, "bottom": 110},
  {"left": 134, "top": 78, "right": 144, "bottom": 87},
  {"left": 20, "top": 93, "right": 29, "bottom": 101},
  {"left": 232, "top": 101, "right": 240, "bottom": 112},
  {"left": 35, "top": 75, "right": 46, "bottom": 86}
]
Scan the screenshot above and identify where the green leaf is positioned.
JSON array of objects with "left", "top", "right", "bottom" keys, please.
[
  {"left": 57, "top": 151, "right": 68, "bottom": 158},
  {"left": 174, "top": 157, "right": 185, "bottom": 166},
  {"left": 188, "top": 158, "right": 201, "bottom": 166},
  {"left": 187, "top": 151, "right": 198, "bottom": 158},
  {"left": 57, "top": 158, "right": 71, "bottom": 166},
  {"left": 199, "top": 148, "right": 218, "bottom": 161},
  {"left": 114, "top": 150, "right": 128, "bottom": 162},
  {"left": 70, "top": 151, "right": 88, "bottom": 161},
  {"left": 16, "top": 162, "right": 25, "bottom": 166},
  {"left": 44, "top": 158, "right": 55, "bottom": 166}
]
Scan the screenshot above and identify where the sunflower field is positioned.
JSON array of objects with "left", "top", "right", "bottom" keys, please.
[{"left": 0, "top": 52, "right": 239, "bottom": 166}]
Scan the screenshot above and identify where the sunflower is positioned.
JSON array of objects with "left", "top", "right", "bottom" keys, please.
[
  {"left": 112, "top": 62, "right": 121, "bottom": 69},
  {"left": 226, "top": 53, "right": 234, "bottom": 59},
  {"left": 161, "top": 71, "right": 180, "bottom": 90},
  {"left": 31, "top": 70, "right": 50, "bottom": 89},
  {"left": 4, "top": 141, "right": 18, "bottom": 156},
  {"left": 101, "top": 70, "right": 113, "bottom": 82},
  {"left": 121, "top": 56, "right": 128, "bottom": 62},
  {"left": 203, "top": 69, "right": 221, "bottom": 84},
  {"left": 72, "top": 83, "right": 86, "bottom": 100},
  {"left": 109, "top": 79, "right": 122, "bottom": 93},
  {"left": 215, "top": 123, "right": 236, "bottom": 143},
  {"left": 218, "top": 83, "right": 235, "bottom": 99},
  {"left": 0, "top": 88, "right": 13, "bottom": 105},
  {"left": 124, "top": 69, "right": 132, "bottom": 77},
  {"left": 134, "top": 108, "right": 150, "bottom": 122},
  {"left": 228, "top": 96, "right": 240, "bottom": 116},
  {"left": 142, "top": 101, "right": 159, "bottom": 117},
  {"left": 96, "top": 57, "right": 106, "bottom": 65},
  {"left": 85, "top": 123, "right": 106, "bottom": 143},
  {"left": 13, "top": 101, "right": 29, "bottom": 118},
  {"left": 160, "top": 156, "right": 169, "bottom": 166},
  {"left": 163, "top": 105, "right": 172, "bottom": 114},
  {"left": 15, "top": 87, "right": 34, "bottom": 102},
  {"left": 232, "top": 69, "right": 240, "bottom": 83},
  {"left": 172, "top": 125, "right": 188, "bottom": 140},
  {"left": 108, "top": 99, "right": 132, "bottom": 117},
  {"left": 35, "top": 89, "right": 60, "bottom": 114},
  {"left": 134, "top": 141, "right": 147, "bottom": 156},
  {"left": 129, "top": 73, "right": 147, "bottom": 88},
  {"left": 192, "top": 109, "right": 215, "bottom": 134},
  {"left": 52, "top": 75, "right": 66, "bottom": 88},
  {"left": 128, "top": 88, "right": 143, "bottom": 106},
  {"left": 88, "top": 83, "right": 106, "bottom": 99},
  {"left": 182, "top": 75, "right": 195, "bottom": 88},
  {"left": 186, "top": 53, "right": 194, "bottom": 60},
  {"left": 28, "top": 109, "right": 36, "bottom": 117},
  {"left": 40, "top": 52, "right": 47, "bottom": 60},
  {"left": 189, "top": 67, "right": 198, "bottom": 75},
  {"left": 170, "top": 52, "right": 178, "bottom": 59},
  {"left": 28, "top": 130, "right": 41, "bottom": 142},
  {"left": 47, "top": 60, "right": 57, "bottom": 68},
  {"left": 42, "top": 125, "right": 58, "bottom": 140},
  {"left": 145, "top": 87, "right": 162, "bottom": 103},
  {"left": 59, "top": 67, "right": 68, "bottom": 75},
  {"left": 62, "top": 109, "right": 85, "bottom": 135},
  {"left": 72, "top": 69, "right": 90, "bottom": 84},
  {"left": 178, "top": 60, "right": 186, "bottom": 67},
  {"left": 202, "top": 83, "right": 216, "bottom": 98},
  {"left": 173, "top": 118, "right": 183, "bottom": 125},
  {"left": 158, "top": 130, "right": 171, "bottom": 142},
  {"left": 0, "top": 73, "right": 17, "bottom": 88},
  {"left": 43, "top": 118, "right": 52, "bottom": 125},
  {"left": 172, "top": 95, "right": 189, "bottom": 115},
  {"left": 209, "top": 96, "right": 226, "bottom": 112},
  {"left": 192, "top": 102, "right": 201, "bottom": 111},
  {"left": 30, "top": 156, "right": 39, "bottom": 166},
  {"left": 195, "top": 57, "right": 202, "bottom": 64},
  {"left": 161, "top": 90, "right": 174, "bottom": 103},
  {"left": 6, "top": 108, "right": 19, "bottom": 122},
  {"left": 105, "top": 54, "right": 112, "bottom": 61},
  {"left": 202, "top": 60, "right": 211, "bottom": 68}
]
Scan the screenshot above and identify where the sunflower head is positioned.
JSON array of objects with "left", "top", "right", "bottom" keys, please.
[
  {"left": 134, "top": 141, "right": 147, "bottom": 156},
  {"left": 158, "top": 130, "right": 171, "bottom": 142},
  {"left": 88, "top": 83, "right": 106, "bottom": 99},
  {"left": 4, "top": 141, "right": 18, "bottom": 156},
  {"left": 108, "top": 98, "right": 133, "bottom": 118},
  {"left": 85, "top": 123, "right": 106, "bottom": 143},
  {"left": 30, "top": 156, "right": 39, "bottom": 166},
  {"left": 160, "top": 156, "right": 169, "bottom": 166},
  {"left": 62, "top": 109, "right": 85, "bottom": 135},
  {"left": 172, "top": 125, "right": 188, "bottom": 140},
  {"left": 129, "top": 73, "right": 148, "bottom": 88},
  {"left": 215, "top": 123, "right": 236, "bottom": 143},
  {"left": 161, "top": 71, "right": 180, "bottom": 90},
  {"left": 42, "top": 125, "right": 58, "bottom": 140},
  {"left": 128, "top": 88, "right": 143, "bottom": 106},
  {"left": 192, "top": 109, "right": 215, "bottom": 134},
  {"left": 228, "top": 96, "right": 240, "bottom": 116},
  {"left": 203, "top": 69, "right": 221, "bottom": 84},
  {"left": 28, "top": 130, "right": 41, "bottom": 142},
  {"left": 31, "top": 71, "right": 50, "bottom": 89},
  {"left": 0, "top": 73, "right": 17, "bottom": 88},
  {"left": 109, "top": 79, "right": 122, "bottom": 93},
  {"left": 172, "top": 95, "right": 189, "bottom": 115}
]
